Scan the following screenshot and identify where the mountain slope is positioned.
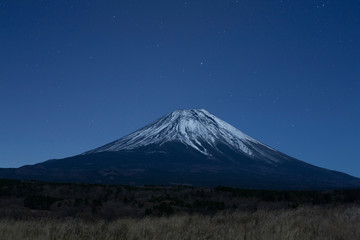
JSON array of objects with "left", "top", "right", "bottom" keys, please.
[{"left": 1, "top": 109, "right": 359, "bottom": 190}]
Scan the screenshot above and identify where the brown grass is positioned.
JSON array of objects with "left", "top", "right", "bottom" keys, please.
[{"left": 0, "top": 206, "right": 360, "bottom": 240}]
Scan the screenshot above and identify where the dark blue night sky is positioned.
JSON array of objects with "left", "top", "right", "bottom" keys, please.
[{"left": 1, "top": 1, "right": 359, "bottom": 177}]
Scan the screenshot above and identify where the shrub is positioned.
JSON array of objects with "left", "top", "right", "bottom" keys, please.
[{"left": 24, "top": 195, "right": 61, "bottom": 210}]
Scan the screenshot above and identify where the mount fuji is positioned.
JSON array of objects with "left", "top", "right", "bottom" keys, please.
[{"left": 1, "top": 109, "right": 359, "bottom": 190}]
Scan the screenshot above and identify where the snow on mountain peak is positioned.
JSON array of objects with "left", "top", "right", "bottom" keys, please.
[{"left": 85, "top": 109, "right": 269, "bottom": 156}]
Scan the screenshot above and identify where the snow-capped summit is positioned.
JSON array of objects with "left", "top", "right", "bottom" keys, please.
[{"left": 85, "top": 109, "right": 273, "bottom": 158}]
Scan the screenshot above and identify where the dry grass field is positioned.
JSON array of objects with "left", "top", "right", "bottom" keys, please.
[
  {"left": 1, "top": 206, "right": 360, "bottom": 240},
  {"left": 2, "top": 179, "right": 360, "bottom": 239}
]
